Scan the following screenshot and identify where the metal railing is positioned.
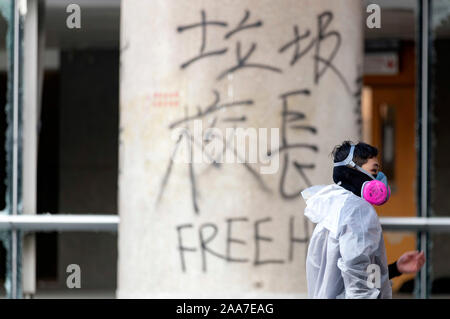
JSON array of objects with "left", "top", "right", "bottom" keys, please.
[
  {"left": 0, "top": 214, "right": 119, "bottom": 232},
  {"left": 380, "top": 217, "right": 450, "bottom": 232},
  {"left": 1, "top": 214, "right": 450, "bottom": 233}
]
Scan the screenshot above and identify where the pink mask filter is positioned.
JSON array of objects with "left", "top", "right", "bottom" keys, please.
[{"left": 361, "top": 180, "right": 391, "bottom": 206}]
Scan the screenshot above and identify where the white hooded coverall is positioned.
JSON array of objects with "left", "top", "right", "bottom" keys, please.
[{"left": 302, "top": 184, "right": 392, "bottom": 299}]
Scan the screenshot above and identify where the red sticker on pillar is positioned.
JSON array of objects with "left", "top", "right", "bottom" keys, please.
[{"left": 151, "top": 91, "right": 180, "bottom": 107}]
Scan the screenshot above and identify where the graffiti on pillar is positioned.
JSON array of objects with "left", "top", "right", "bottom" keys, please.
[
  {"left": 176, "top": 216, "right": 309, "bottom": 272},
  {"left": 150, "top": 8, "right": 361, "bottom": 272},
  {"left": 274, "top": 89, "right": 318, "bottom": 199},
  {"left": 156, "top": 90, "right": 272, "bottom": 214}
]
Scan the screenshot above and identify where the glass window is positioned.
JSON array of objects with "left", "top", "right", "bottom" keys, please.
[
  {"left": 34, "top": 0, "right": 120, "bottom": 298},
  {"left": 362, "top": 0, "right": 419, "bottom": 298},
  {"left": 430, "top": 0, "right": 450, "bottom": 298}
]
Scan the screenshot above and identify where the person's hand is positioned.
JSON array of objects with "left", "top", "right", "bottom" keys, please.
[{"left": 396, "top": 251, "right": 425, "bottom": 274}]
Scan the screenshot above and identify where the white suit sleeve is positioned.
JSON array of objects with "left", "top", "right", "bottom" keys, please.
[{"left": 337, "top": 205, "right": 383, "bottom": 299}]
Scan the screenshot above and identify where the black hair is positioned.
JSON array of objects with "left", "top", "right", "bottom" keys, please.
[
  {"left": 331, "top": 140, "right": 378, "bottom": 167},
  {"left": 331, "top": 141, "right": 378, "bottom": 196}
]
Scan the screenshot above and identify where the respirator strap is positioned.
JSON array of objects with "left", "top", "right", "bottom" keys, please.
[{"left": 333, "top": 144, "right": 375, "bottom": 180}]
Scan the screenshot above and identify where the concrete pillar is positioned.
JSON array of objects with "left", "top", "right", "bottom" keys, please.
[{"left": 118, "top": 0, "right": 363, "bottom": 298}]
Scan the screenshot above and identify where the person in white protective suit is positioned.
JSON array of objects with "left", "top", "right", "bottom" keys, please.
[{"left": 302, "top": 141, "right": 425, "bottom": 299}]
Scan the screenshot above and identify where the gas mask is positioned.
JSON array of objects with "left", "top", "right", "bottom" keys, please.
[{"left": 334, "top": 144, "right": 391, "bottom": 206}]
